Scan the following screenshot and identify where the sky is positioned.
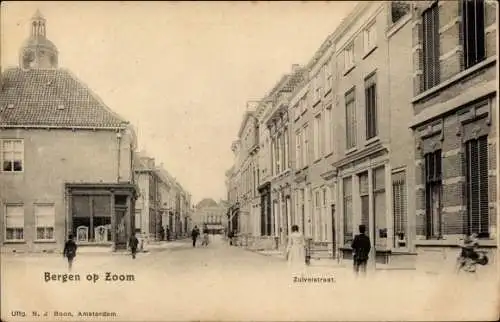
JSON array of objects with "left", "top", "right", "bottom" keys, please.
[{"left": 1, "top": 1, "right": 358, "bottom": 204}]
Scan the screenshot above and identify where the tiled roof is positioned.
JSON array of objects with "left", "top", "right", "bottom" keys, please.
[{"left": 0, "top": 67, "right": 127, "bottom": 128}]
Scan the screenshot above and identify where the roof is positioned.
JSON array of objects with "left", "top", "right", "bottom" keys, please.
[
  {"left": 0, "top": 67, "right": 128, "bottom": 128},
  {"left": 196, "top": 198, "right": 218, "bottom": 209}
]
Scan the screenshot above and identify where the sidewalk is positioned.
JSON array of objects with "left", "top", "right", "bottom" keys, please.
[{"left": 0, "top": 239, "right": 191, "bottom": 258}]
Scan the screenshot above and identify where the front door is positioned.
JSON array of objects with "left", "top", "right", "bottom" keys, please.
[{"left": 115, "top": 208, "right": 127, "bottom": 249}]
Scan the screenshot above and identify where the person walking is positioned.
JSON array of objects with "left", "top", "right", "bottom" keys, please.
[
  {"left": 351, "top": 224, "right": 371, "bottom": 276},
  {"left": 285, "top": 225, "right": 306, "bottom": 272},
  {"left": 63, "top": 234, "right": 77, "bottom": 272},
  {"left": 228, "top": 230, "right": 234, "bottom": 246},
  {"left": 201, "top": 226, "right": 209, "bottom": 247},
  {"left": 191, "top": 225, "right": 200, "bottom": 247},
  {"left": 129, "top": 232, "right": 139, "bottom": 259}
]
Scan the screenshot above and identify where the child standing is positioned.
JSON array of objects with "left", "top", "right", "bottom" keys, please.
[{"left": 63, "top": 234, "right": 77, "bottom": 272}]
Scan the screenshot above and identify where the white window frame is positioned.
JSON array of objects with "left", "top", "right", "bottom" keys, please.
[
  {"left": 364, "top": 21, "right": 377, "bottom": 54},
  {"left": 325, "top": 106, "right": 333, "bottom": 155},
  {"left": 322, "top": 187, "right": 329, "bottom": 241},
  {"left": 344, "top": 43, "right": 355, "bottom": 71},
  {"left": 1, "top": 139, "right": 24, "bottom": 173},
  {"left": 5, "top": 204, "right": 24, "bottom": 241},
  {"left": 302, "top": 124, "right": 309, "bottom": 168},
  {"left": 295, "top": 130, "right": 302, "bottom": 169},
  {"left": 313, "top": 114, "right": 321, "bottom": 160},
  {"left": 325, "top": 60, "right": 333, "bottom": 92},
  {"left": 34, "top": 204, "right": 56, "bottom": 241}
]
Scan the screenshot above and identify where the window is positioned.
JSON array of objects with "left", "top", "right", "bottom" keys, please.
[
  {"left": 359, "top": 172, "right": 369, "bottom": 230},
  {"left": 300, "top": 188, "right": 305, "bottom": 231},
  {"left": 302, "top": 125, "right": 309, "bottom": 167},
  {"left": 365, "top": 73, "right": 378, "bottom": 139},
  {"left": 465, "top": 136, "right": 489, "bottom": 237},
  {"left": 373, "top": 166, "right": 387, "bottom": 245},
  {"left": 392, "top": 171, "right": 408, "bottom": 248},
  {"left": 325, "top": 60, "right": 333, "bottom": 91},
  {"left": 343, "top": 177, "right": 353, "bottom": 244},
  {"left": 283, "top": 131, "right": 289, "bottom": 170},
  {"left": 314, "top": 190, "right": 321, "bottom": 241},
  {"left": 364, "top": 22, "right": 377, "bottom": 53},
  {"left": 276, "top": 135, "right": 281, "bottom": 174},
  {"left": 344, "top": 43, "right": 354, "bottom": 71},
  {"left": 1, "top": 139, "right": 24, "bottom": 172},
  {"left": 425, "top": 150, "right": 442, "bottom": 239},
  {"left": 295, "top": 130, "right": 302, "bottom": 169},
  {"left": 35, "top": 204, "right": 55, "bottom": 240},
  {"left": 391, "top": 1, "right": 411, "bottom": 24},
  {"left": 314, "top": 73, "right": 322, "bottom": 102},
  {"left": 314, "top": 114, "right": 322, "bottom": 160},
  {"left": 422, "top": 2, "right": 440, "bottom": 91},
  {"left": 5, "top": 204, "right": 24, "bottom": 241},
  {"left": 325, "top": 106, "right": 333, "bottom": 154},
  {"left": 345, "top": 89, "right": 357, "bottom": 149},
  {"left": 72, "top": 195, "right": 112, "bottom": 242},
  {"left": 461, "top": 0, "right": 485, "bottom": 69},
  {"left": 322, "top": 187, "right": 329, "bottom": 241},
  {"left": 271, "top": 139, "right": 276, "bottom": 175}
]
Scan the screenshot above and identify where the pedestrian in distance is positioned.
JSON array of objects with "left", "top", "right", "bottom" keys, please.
[
  {"left": 63, "top": 234, "right": 77, "bottom": 272},
  {"left": 201, "top": 226, "right": 209, "bottom": 247},
  {"left": 228, "top": 230, "right": 234, "bottom": 246},
  {"left": 285, "top": 225, "right": 307, "bottom": 272},
  {"left": 191, "top": 225, "right": 200, "bottom": 247},
  {"left": 129, "top": 232, "right": 139, "bottom": 259},
  {"left": 351, "top": 224, "right": 371, "bottom": 277}
]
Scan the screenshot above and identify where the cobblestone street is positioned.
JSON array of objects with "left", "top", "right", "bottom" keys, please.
[{"left": 2, "top": 236, "right": 498, "bottom": 321}]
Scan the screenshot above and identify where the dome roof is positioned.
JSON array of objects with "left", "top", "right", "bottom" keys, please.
[
  {"left": 196, "top": 198, "right": 218, "bottom": 209},
  {"left": 21, "top": 36, "right": 58, "bottom": 52}
]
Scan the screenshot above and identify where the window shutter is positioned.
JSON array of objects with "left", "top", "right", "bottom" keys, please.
[
  {"left": 6, "top": 205, "right": 24, "bottom": 227},
  {"left": 466, "top": 136, "right": 489, "bottom": 237},
  {"left": 422, "top": 3, "right": 440, "bottom": 90}
]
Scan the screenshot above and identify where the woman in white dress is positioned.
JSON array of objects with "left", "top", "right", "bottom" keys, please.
[{"left": 285, "top": 225, "right": 307, "bottom": 272}]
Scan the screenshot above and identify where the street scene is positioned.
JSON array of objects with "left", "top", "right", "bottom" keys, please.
[
  {"left": 1, "top": 1, "right": 499, "bottom": 321},
  {"left": 2, "top": 236, "right": 498, "bottom": 321}
]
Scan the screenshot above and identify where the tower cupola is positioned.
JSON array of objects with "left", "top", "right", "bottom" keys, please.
[{"left": 19, "top": 10, "right": 59, "bottom": 70}]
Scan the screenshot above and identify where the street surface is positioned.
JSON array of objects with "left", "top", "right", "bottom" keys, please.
[{"left": 2, "top": 235, "right": 498, "bottom": 321}]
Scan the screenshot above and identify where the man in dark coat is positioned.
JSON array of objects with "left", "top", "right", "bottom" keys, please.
[
  {"left": 191, "top": 226, "right": 200, "bottom": 247},
  {"left": 63, "top": 234, "right": 78, "bottom": 271},
  {"left": 129, "top": 233, "right": 139, "bottom": 259},
  {"left": 351, "top": 224, "right": 371, "bottom": 276}
]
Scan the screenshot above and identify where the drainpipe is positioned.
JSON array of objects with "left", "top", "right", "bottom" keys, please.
[{"left": 116, "top": 130, "right": 122, "bottom": 182}]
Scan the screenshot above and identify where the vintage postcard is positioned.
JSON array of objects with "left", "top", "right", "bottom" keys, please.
[{"left": 1, "top": 1, "right": 499, "bottom": 321}]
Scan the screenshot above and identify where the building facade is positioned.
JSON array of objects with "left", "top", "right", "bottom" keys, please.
[
  {"left": 1, "top": 11, "right": 138, "bottom": 252},
  {"left": 410, "top": 0, "right": 497, "bottom": 265},
  {"left": 191, "top": 198, "right": 227, "bottom": 234},
  {"left": 290, "top": 37, "right": 337, "bottom": 257},
  {"left": 264, "top": 65, "right": 307, "bottom": 249}
]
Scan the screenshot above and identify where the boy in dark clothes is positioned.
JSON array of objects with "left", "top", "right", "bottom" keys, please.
[
  {"left": 351, "top": 224, "right": 371, "bottom": 276},
  {"left": 129, "top": 233, "right": 139, "bottom": 259},
  {"left": 63, "top": 234, "right": 77, "bottom": 272}
]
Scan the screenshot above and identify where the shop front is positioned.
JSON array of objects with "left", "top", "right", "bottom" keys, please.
[{"left": 65, "top": 183, "right": 137, "bottom": 251}]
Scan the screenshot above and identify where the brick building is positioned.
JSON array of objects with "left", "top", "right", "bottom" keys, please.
[
  {"left": 410, "top": 0, "right": 497, "bottom": 264},
  {"left": 0, "top": 11, "right": 138, "bottom": 252}
]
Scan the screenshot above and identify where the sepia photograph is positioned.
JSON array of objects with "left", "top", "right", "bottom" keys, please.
[{"left": 0, "top": 1, "right": 499, "bottom": 321}]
